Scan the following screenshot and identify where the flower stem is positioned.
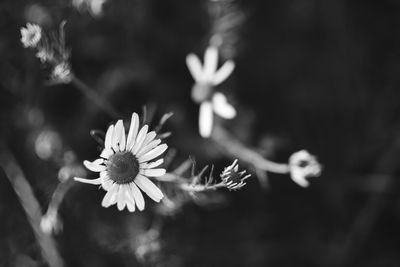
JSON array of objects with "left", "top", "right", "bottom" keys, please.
[
  {"left": 212, "top": 124, "right": 290, "bottom": 174},
  {"left": 43, "top": 177, "right": 75, "bottom": 228},
  {"left": 0, "top": 149, "right": 65, "bottom": 267},
  {"left": 180, "top": 182, "right": 225, "bottom": 192},
  {"left": 70, "top": 74, "right": 120, "bottom": 118}
]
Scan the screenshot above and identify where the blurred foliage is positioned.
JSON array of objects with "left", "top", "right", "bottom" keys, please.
[{"left": 1, "top": 0, "right": 400, "bottom": 266}]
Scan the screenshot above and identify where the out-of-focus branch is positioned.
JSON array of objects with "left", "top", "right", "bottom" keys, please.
[
  {"left": 180, "top": 182, "right": 225, "bottom": 192},
  {"left": 41, "top": 178, "right": 75, "bottom": 234},
  {"left": 0, "top": 149, "right": 65, "bottom": 267},
  {"left": 211, "top": 124, "right": 290, "bottom": 174},
  {"left": 71, "top": 74, "right": 120, "bottom": 118}
]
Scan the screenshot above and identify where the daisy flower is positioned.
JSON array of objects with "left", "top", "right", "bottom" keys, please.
[
  {"left": 289, "top": 150, "right": 322, "bottom": 188},
  {"left": 220, "top": 159, "right": 250, "bottom": 190},
  {"left": 74, "top": 112, "right": 168, "bottom": 212},
  {"left": 186, "top": 46, "right": 236, "bottom": 138},
  {"left": 20, "top": 23, "right": 42, "bottom": 48}
]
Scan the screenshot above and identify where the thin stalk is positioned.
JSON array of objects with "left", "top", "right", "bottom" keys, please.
[
  {"left": 211, "top": 124, "right": 290, "bottom": 174},
  {"left": 0, "top": 149, "right": 65, "bottom": 267},
  {"left": 70, "top": 74, "right": 120, "bottom": 118}
]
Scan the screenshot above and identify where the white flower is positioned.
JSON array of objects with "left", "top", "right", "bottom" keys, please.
[
  {"left": 186, "top": 46, "right": 236, "bottom": 138},
  {"left": 20, "top": 23, "right": 42, "bottom": 48},
  {"left": 289, "top": 150, "right": 322, "bottom": 187},
  {"left": 220, "top": 159, "right": 250, "bottom": 190},
  {"left": 74, "top": 113, "right": 168, "bottom": 212},
  {"left": 51, "top": 62, "right": 71, "bottom": 83},
  {"left": 36, "top": 49, "right": 54, "bottom": 63},
  {"left": 186, "top": 46, "right": 235, "bottom": 87}
]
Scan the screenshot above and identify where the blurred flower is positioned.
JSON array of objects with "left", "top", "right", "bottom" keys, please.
[
  {"left": 186, "top": 46, "right": 235, "bottom": 89},
  {"left": 20, "top": 23, "right": 42, "bottom": 48},
  {"left": 186, "top": 46, "right": 236, "bottom": 137},
  {"left": 58, "top": 162, "right": 86, "bottom": 182},
  {"left": 51, "top": 62, "right": 72, "bottom": 83},
  {"left": 40, "top": 211, "right": 62, "bottom": 235},
  {"left": 289, "top": 150, "right": 322, "bottom": 187},
  {"left": 72, "top": 0, "right": 107, "bottom": 17},
  {"left": 220, "top": 159, "right": 250, "bottom": 190},
  {"left": 58, "top": 151, "right": 87, "bottom": 182},
  {"left": 36, "top": 48, "right": 54, "bottom": 63},
  {"left": 75, "top": 112, "right": 168, "bottom": 212},
  {"left": 34, "top": 130, "right": 63, "bottom": 160},
  {"left": 134, "top": 229, "right": 162, "bottom": 264}
]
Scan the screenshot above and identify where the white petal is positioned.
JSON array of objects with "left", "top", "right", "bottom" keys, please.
[
  {"left": 101, "top": 177, "right": 113, "bottom": 191},
  {"left": 125, "top": 191, "right": 136, "bottom": 212},
  {"left": 112, "top": 120, "right": 124, "bottom": 152},
  {"left": 83, "top": 160, "right": 106, "bottom": 172},
  {"left": 74, "top": 177, "right": 102, "bottom": 185},
  {"left": 199, "top": 101, "right": 213, "bottom": 138},
  {"left": 130, "top": 183, "right": 145, "bottom": 211},
  {"left": 290, "top": 168, "right": 309, "bottom": 188},
  {"left": 204, "top": 46, "right": 218, "bottom": 80},
  {"left": 212, "top": 60, "right": 235, "bottom": 85},
  {"left": 131, "top": 125, "right": 149, "bottom": 154},
  {"left": 100, "top": 148, "right": 114, "bottom": 159},
  {"left": 138, "top": 144, "right": 168, "bottom": 163},
  {"left": 117, "top": 185, "right": 127, "bottom": 211},
  {"left": 212, "top": 92, "right": 236, "bottom": 119},
  {"left": 136, "top": 139, "right": 161, "bottom": 158},
  {"left": 104, "top": 125, "right": 114, "bottom": 149},
  {"left": 140, "top": 168, "right": 166, "bottom": 177},
  {"left": 186, "top": 54, "right": 204, "bottom": 82},
  {"left": 140, "top": 158, "right": 164, "bottom": 169},
  {"left": 126, "top": 113, "right": 139, "bottom": 150},
  {"left": 101, "top": 184, "right": 118, "bottom": 208},
  {"left": 120, "top": 123, "right": 126, "bottom": 152},
  {"left": 141, "top": 131, "right": 157, "bottom": 148},
  {"left": 134, "top": 175, "right": 164, "bottom": 202}
]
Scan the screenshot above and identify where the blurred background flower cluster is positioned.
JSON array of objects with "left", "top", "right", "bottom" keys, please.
[{"left": 1, "top": 0, "right": 400, "bottom": 266}]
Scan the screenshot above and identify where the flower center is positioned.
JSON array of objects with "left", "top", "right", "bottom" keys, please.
[
  {"left": 228, "top": 171, "right": 242, "bottom": 184},
  {"left": 106, "top": 152, "right": 140, "bottom": 184},
  {"left": 191, "top": 83, "right": 213, "bottom": 103}
]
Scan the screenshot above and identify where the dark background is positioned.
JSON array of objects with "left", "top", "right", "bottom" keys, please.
[{"left": 1, "top": 0, "right": 400, "bottom": 266}]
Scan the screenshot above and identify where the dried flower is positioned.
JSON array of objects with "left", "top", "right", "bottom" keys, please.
[
  {"left": 289, "top": 150, "right": 322, "bottom": 187},
  {"left": 74, "top": 112, "right": 168, "bottom": 212},
  {"left": 220, "top": 159, "right": 250, "bottom": 190},
  {"left": 36, "top": 48, "right": 54, "bottom": 63},
  {"left": 186, "top": 46, "right": 236, "bottom": 137},
  {"left": 20, "top": 23, "right": 42, "bottom": 48},
  {"left": 51, "top": 62, "right": 72, "bottom": 83}
]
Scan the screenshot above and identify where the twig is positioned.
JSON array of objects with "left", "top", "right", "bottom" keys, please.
[
  {"left": 180, "top": 182, "right": 225, "bottom": 192},
  {"left": 211, "top": 124, "right": 290, "bottom": 174},
  {"left": 0, "top": 149, "right": 65, "bottom": 267},
  {"left": 42, "top": 178, "right": 75, "bottom": 233},
  {"left": 71, "top": 74, "right": 120, "bottom": 118}
]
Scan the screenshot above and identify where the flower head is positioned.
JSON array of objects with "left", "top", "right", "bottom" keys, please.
[
  {"left": 36, "top": 48, "right": 54, "bottom": 63},
  {"left": 20, "top": 23, "right": 42, "bottom": 48},
  {"left": 74, "top": 112, "right": 168, "bottom": 212},
  {"left": 186, "top": 46, "right": 236, "bottom": 138},
  {"left": 220, "top": 159, "right": 250, "bottom": 190},
  {"left": 289, "top": 150, "right": 322, "bottom": 187},
  {"left": 51, "top": 62, "right": 72, "bottom": 83},
  {"left": 186, "top": 46, "right": 235, "bottom": 89}
]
